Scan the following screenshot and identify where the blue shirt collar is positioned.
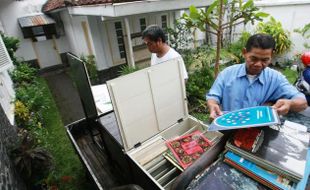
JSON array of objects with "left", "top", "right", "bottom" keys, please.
[{"left": 236, "top": 63, "right": 264, "bottom": 85}]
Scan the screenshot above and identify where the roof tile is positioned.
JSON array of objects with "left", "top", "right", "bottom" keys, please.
[
  {"left": 18, "top": 14, "right": 55, "bottom": 27},
  {"left": 42, "top": 0, "right": 142, "bottom": 13}
]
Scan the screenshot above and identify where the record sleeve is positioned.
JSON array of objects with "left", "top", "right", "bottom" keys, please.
[
  {"left": 226, "top": 126, "right": 309, "bottom": 182},
  {"left": 208, "top": 106, "right": 280, "bottom": 131},
  {"left": 224, "top": 151, "right": 295, "bottom": 190},
  {"left": 165, "top": 130, "right": 212, "bottom": 169},
  {"left": 186, "top": 159, "right": 268, "bottom": 190}
]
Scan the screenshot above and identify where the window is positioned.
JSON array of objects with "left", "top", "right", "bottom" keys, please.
[
  {"left": 32, "top": 26, "right": 44, "bottom": 36},
  {"left": 161, "top": 15, "right": 167, "bottom": 30},
  {"left": 0, "top": 36, "right": 13, "bottom": 72},
  {"left": 139, "top": 18, "right": 146, "bottom": 32},
  {"left": 161, "top": 15, "right": 168, "bottom": 41},
  {"left": 114, "top": 22, "right": 126, "bottom": 59},
  {"left": 18, "top": 15, "right": 58, "bottom": 41}
]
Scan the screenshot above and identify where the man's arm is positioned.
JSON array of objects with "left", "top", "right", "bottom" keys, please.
[
  {"left": 272, "top": 98, "right": 307, "bottom": 115},
  {"left": 206, "top": 68, "right": 228, "bottom": 120},
  {"left": 207, "top": 99, "right": 223, "bottom": 120},
  {"left": 269, "top": 71, "right": 308, "bottom": 115}
]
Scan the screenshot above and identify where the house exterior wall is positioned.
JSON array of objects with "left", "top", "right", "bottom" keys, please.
[
  {"left": 63, "top": 12, "right": 182, "bottom": 69},
  {"left": 87, "top": 16, "right": 113, "bottom": 70},
  {"left": 0, "top": 0, "right": 70, "bottom": 68},
  {"left": 234, "top": 0, "right": 310, "bottom": 57},
  {"left": 53, "top": 6, "right": 209, "bottom": 70},
  {"left": 61, "top": 13, "right": 113, "bottom": 69},
  {"left": 0, "top": 71, "right": 15, "bottom": 125},
  {"left": 103, "top": 11, "right": 188, "bottom": 67},
  {"left": 61, "top": 12, "right": 93, "bottom": 58},
  {"left": 0, "top": 35, "right": 15, "bottom": 125}
]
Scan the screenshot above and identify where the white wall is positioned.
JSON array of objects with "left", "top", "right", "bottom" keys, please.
[
  {"left": 0, "top": 0, "right": 70, "bottom": 62},
  {"left": 61, "top": 12, "right": 91, "bottom": 57},
  {"left": 87, "top": 16, "right": 113, "bottom": 70},
  {"left": 0, "top": 35, "right": 15, "bottom": 124},
  {"left": 0, "top": 71, "right": 15, "bottom": 125}
]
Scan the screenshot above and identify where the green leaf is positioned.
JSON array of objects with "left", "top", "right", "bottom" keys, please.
[
  {"left": 206, "top": 0, "right": 218, "bottom": 16},
  {"left": 189, "top": 6, "right": 201, "bottom": 20},
  {"left": 189, "top": 5, "right": 198, "bottom": 14},
  {"left": 241, "top": 0, "right": 253, "bottom": 11},
  {"left": 255, "top": 12, "right": 269, "bottom": 18}
]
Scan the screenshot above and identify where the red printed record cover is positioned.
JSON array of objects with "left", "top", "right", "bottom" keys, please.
[{"left": 166, "top": 131, "right": 212, "bottom": 169}]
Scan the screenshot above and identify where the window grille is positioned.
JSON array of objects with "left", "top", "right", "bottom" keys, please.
[{"left": 115, "top": 22, "right": 126, "bottom": 59}]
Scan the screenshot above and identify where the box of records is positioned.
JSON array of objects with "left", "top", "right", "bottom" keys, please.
[
  {"left": 225, "top": 123, "right": 310, "bottom": 186},
  {"left": 103, "top": 59, "right": 224, "bottom": 189}
]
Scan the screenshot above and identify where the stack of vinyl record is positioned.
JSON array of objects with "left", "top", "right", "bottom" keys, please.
[{"left": 224, "top": 125, "right": 310, "bottom": 190}]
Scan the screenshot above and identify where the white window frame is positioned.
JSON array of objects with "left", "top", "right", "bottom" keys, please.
[
  {"left": 0, "top": 36, "right": 13, "bottom": 72},
  {"left": 114, "top": 21, "right": 126, "bottom": 59}
]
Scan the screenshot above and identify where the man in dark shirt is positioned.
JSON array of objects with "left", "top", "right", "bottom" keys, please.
[{"left": 301, "top": 52, "right": 310, "bottom": 105}]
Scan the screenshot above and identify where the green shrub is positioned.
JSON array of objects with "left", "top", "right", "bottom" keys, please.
[
  {"left": 182, "top": 46, "right": 239, "bottom": 71},
  {"left": 0, "top": 32, "right": 19, "bottom": 63},
  {"left": 119, "top": 65, "right": 141, "bottom": 75},
  {"left": 167, "top": 20, "right": 193, "bottom": 51},
  {"left": 15, "top": 81, "right": 48, "bottom": 113},
  {"left": 256, "top": 17, "right": 292, "bottom": 55},
  {"left": 80, "top": 55, "right": 99, "bottom": 84},
  {"left": 225, "top": 31, "right": 251, "bottom": 63},
  {"left": 186, "top": 65, "right": 214, "bottom": 109},
  {"left": 10, "top": 62, "right": 38, "bottom": 86},
  {"left": 11, "top": 132, "right": 53, "bottom": 188},
  {"left": 14, "top": 100, "right": 31, "bottom": 126},
  {"left": 181, "top": 47, "right": 214, "bottom": 110}
]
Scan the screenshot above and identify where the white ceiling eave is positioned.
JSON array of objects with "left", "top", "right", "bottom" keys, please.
[
  {"left": 254, "top": 0, "right": 310, "bottom": 7},
  {"left": 68, "top": 0, "right": 213, "bottom": 17}
]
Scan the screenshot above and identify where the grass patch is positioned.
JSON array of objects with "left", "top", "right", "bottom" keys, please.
[
  {"left": 280, "top": 67, "right": 298, "bottom": 84},
  {"left": 38, "top": 78, "right": 95, "bottom": 189},
  {"left": 191, "top": 112, "right": 210, "bottom": 123}
]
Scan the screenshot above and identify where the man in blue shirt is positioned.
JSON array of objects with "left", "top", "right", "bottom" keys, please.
[{"left": 206, "top": 34, "right": 307, "bottom": 119}]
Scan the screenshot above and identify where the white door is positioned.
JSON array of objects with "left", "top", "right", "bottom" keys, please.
[{"left": 34, "top": 38, "right": 62, "bottom": 68}]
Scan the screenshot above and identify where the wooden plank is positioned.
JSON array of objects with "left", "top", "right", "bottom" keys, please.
[{"left": 75, "top": 127, "right": 121, "bottom": 189}]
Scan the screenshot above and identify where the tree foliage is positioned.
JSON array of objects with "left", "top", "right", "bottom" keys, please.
[
  {"left": 256, "top": 17, "right": 292, "bottom": 55},
  {"left": 294, "top": 22, "right": 310, "bottom": 49},
  {"left": 181, "top": 0, "right": 268, "bottom": 76},
  {"left": 167, "top": 21, "right": 193, "bottom": 51}
]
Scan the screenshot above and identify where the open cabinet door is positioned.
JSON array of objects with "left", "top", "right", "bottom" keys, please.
[{"left": 67, "top": 53, "right": 97, "bottom": 120}]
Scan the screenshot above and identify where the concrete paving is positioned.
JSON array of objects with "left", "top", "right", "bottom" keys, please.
[{"left": 41, "top": 67, "right": 84, "bottom": 126}]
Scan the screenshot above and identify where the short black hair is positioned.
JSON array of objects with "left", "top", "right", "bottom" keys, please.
[
  {"left": 245, "top": 33, "right": 276, "bottom": 52},
  {"left": 142, "top": 25, "right": 166, "bottom": 43}
]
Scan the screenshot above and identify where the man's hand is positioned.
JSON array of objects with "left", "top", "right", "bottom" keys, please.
[
  {"left": 272, "top": 99, "right": 291, "bottom": 115},
  {"left": 207, "top": 100, "right": 223, "bottom": 120}
]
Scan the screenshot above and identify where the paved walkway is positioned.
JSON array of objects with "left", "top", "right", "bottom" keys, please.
[
  {"left": 41, "top": 67, "right": 84, "bottom": 126},
  {"left": 40, "top": 67, "right": 140, "bottom": 189}
]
